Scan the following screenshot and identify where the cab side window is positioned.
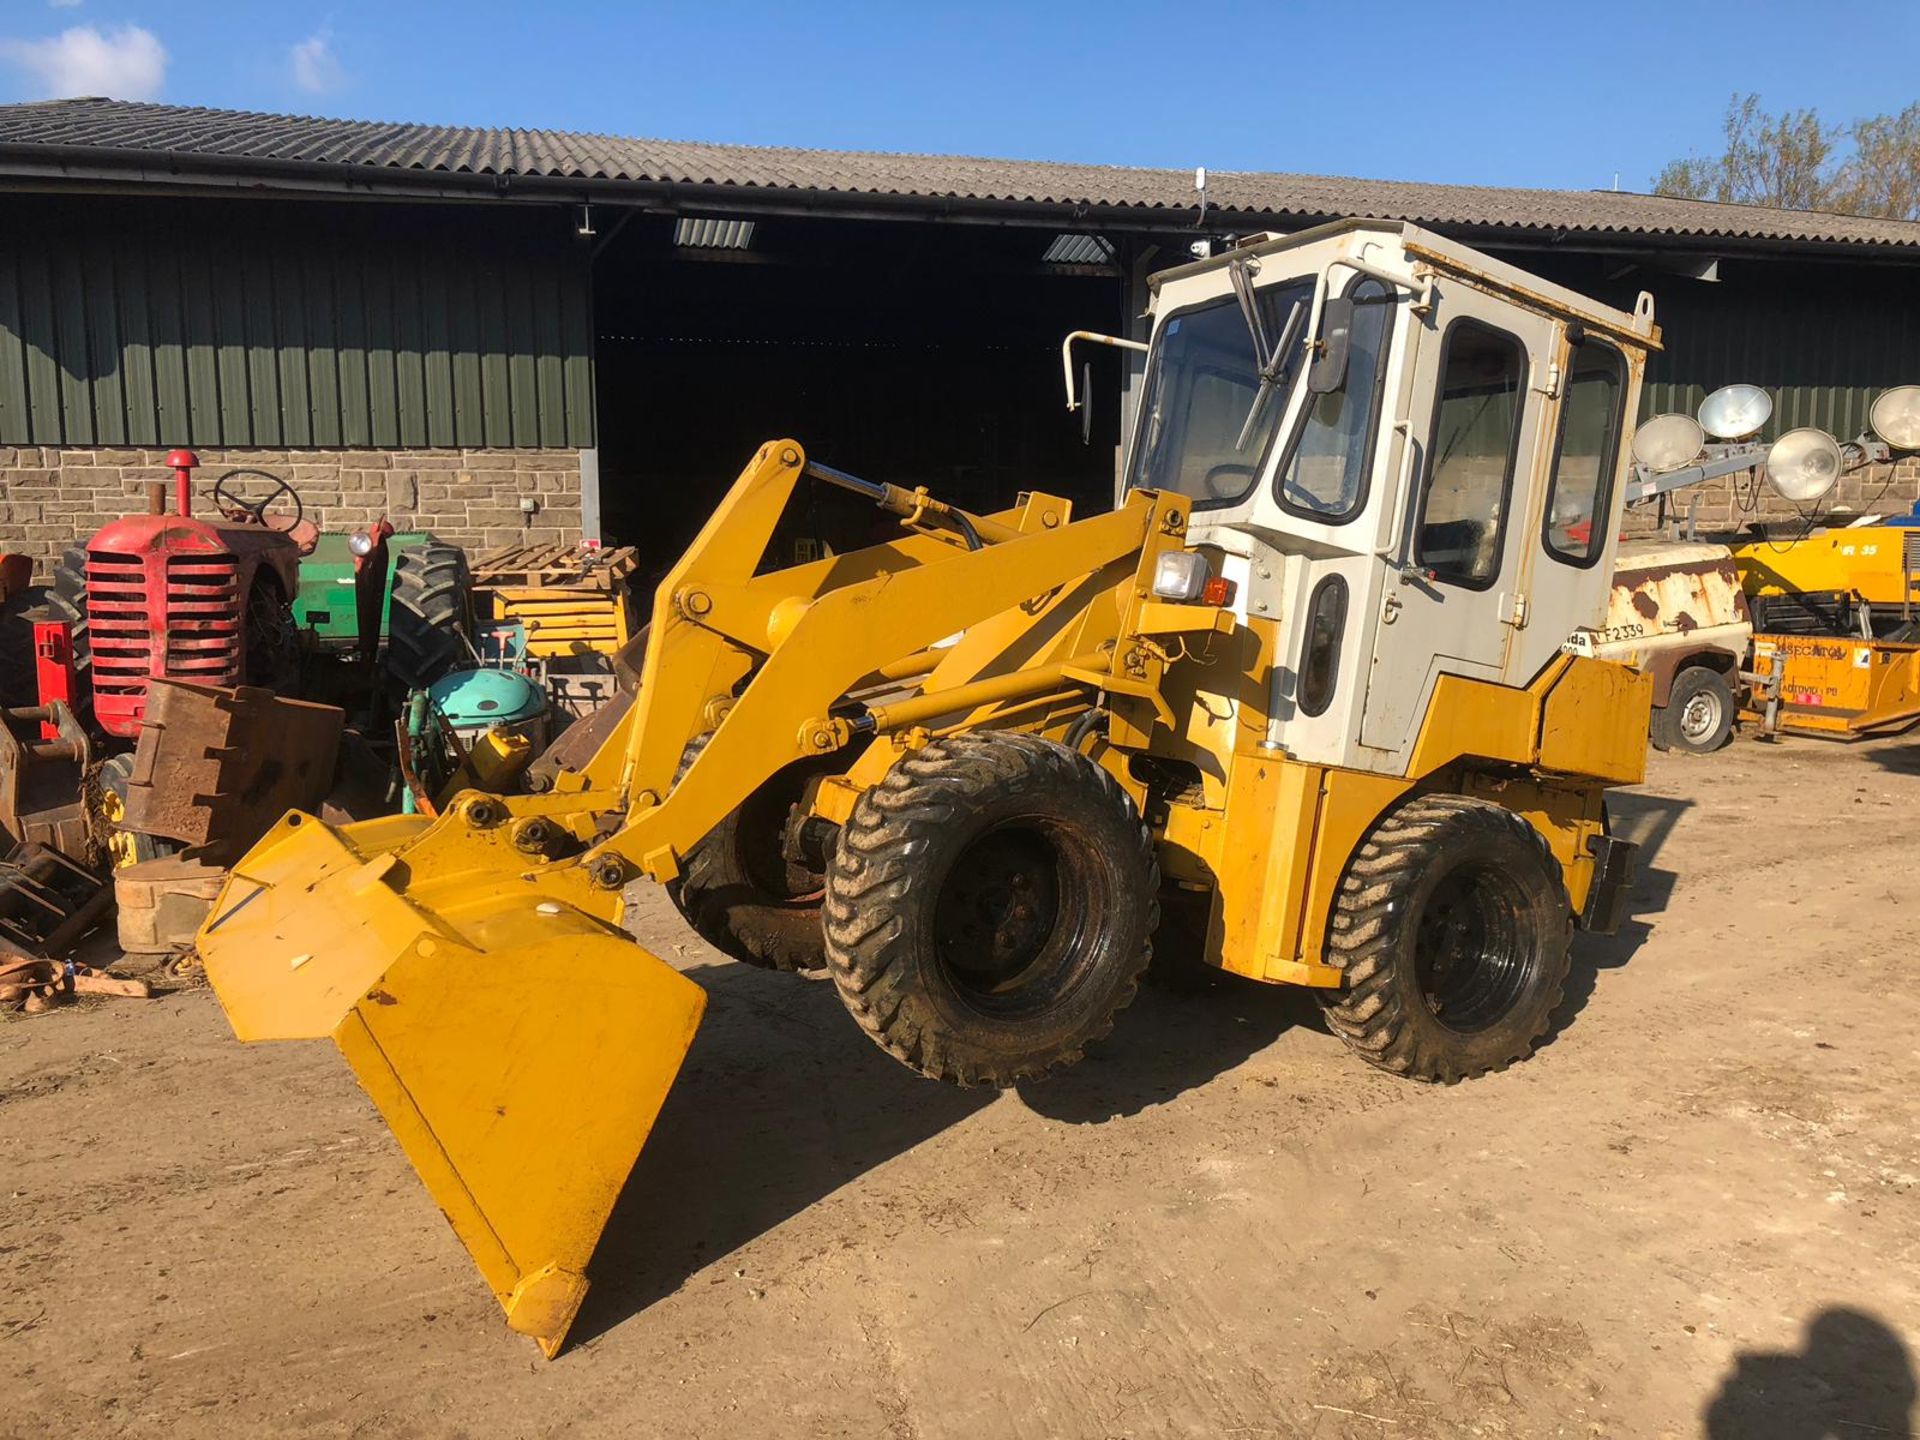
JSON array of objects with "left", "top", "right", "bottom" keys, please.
[
  {"left": 1415, "top": 320, "right": 1526, "bottom": 589},
  {"left": 1543, "top": 338, "right": 1627, "bottom": 566}
]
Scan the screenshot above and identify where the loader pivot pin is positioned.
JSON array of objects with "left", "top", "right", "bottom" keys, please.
[{"left": 511, "top": 817, "right": 557, "bottom": 855}]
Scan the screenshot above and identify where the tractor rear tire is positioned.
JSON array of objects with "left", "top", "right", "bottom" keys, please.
[
  {"left": 388, "top": 543, "right": 471, "bottom": 693},
  {"left": 1319, "top": 794, "right": 1572, "bottom": 1084},
  {"left": 667, "top": 734, "right": 835, "bottom": 975},
  {"left": 1650, "top": 665, "right": 1735, "bottom": 754},
  {"left": 823, "top": 732, "right": 1158, "bottom": 1087},
  {"left": 45, "top": 544, "right": 91, "bottom": 714},
  {"left": 0, "top": 582, "right": 46, "bottom": 707}
]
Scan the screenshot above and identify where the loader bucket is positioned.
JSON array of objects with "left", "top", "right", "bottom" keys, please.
[{"left": 198, "top": 810, "right": 705, "bottom": 1357}]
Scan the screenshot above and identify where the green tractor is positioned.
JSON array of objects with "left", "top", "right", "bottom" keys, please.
[
  {"left": 298, "top": 522, "right": 556, "bottom": 810},
  {"left": 291, "top": 524, "right": 473, "bottom": 693}
]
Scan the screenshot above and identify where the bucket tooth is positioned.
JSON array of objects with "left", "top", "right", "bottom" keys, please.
[{"left": 199, "top": 811, "right": 706, "bottom": 1357}]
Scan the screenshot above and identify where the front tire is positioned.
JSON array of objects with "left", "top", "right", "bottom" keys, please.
[
  {"left": 1650, "top": 665, "right": 1734, "bottom": 754},
  {"left": 95, "top": 753, "right": 177, "bottom": 870},
  {"left": 1320, "top": 794, "right": 1572, "bottom": 1083},
  {"left": 823, "top": 732, "right": 1157, "bottom": 1087},
  {"left": 242, "top": 575, "right": 300, "bottom": 693}
]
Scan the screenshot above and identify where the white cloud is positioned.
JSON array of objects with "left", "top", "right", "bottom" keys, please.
[
  {"left": 0, "top": 24, "right": 166, "bottom": 100},
  {"left": 289, "top": 28, "right": 343, "bottom": 95}
]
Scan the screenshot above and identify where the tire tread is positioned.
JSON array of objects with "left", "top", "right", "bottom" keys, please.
[
  {"left": 1319, "top": 793, "right": 1572, "bottom": 1085},
  {"left": 823, "top": 731, "right": 1157, "bottom": 1087}
]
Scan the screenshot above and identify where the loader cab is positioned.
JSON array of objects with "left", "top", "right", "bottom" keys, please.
[{"left": 1126, "top": 220, "right": 1657, "bottom": 778}]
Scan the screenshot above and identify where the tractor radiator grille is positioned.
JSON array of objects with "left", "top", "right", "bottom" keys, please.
[
  {"left": 86, "top": 550, "right": 243, "bottom": 697},
  {"left": 85, "top": 551, "right": 153, "bottom": 698}
]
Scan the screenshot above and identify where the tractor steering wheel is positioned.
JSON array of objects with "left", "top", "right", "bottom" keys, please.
[{"left": 212, "top": 469, "right": 305, "bottom": 532}]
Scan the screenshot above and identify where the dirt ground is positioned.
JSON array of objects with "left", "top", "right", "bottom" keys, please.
[{"left": 3, "top": 734, "right": 1917, "bottom": 1439}]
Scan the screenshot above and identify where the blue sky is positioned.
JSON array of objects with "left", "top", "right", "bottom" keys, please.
[{"left": 2, "top": 0, "right": 1917, "bottom": 194}]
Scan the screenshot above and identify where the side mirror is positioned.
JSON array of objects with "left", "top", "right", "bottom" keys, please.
[{"left": 1308, "top": 298, "right": 1354, "bottom": 395}]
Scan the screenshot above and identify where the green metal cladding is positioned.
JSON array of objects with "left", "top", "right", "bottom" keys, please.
[{"left": 0, "top": 196, "right": 594, "bottom": 450}]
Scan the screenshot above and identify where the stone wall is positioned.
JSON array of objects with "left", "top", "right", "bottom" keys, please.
[
  {"left": 1622, "top": 456, "right": 1920, "bottom": 538},
  {"left": 0, "top": 447, "right": 585, "bottom": 576}
]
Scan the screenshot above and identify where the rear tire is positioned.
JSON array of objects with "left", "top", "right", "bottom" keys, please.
[
  {"left": 1319, "top": 794, "right": 1572, "bottom": 1084},
  {"left": 1650, "top": 666, "right": 1734, "bottom": 754},
  {"left": 45, "top": 544, "right": 91, "bottom": 717},
  {"left": 823, "top": 732, "right": 1157, "bottom": 1087},
  {"left": 666, "top": 734, "right": 835, "bottom": 975},
  {"left": 388, "top": 543, "right": 471, "bottom": 693},
  {"left": 0, "top": 582, "right": 46, "bottom": 707}
]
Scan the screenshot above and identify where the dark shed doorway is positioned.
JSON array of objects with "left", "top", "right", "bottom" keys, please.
[{"left": 591, "top": 213, "right": 1129, "bottom": 580}]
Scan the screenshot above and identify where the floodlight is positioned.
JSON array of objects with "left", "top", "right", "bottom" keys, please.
[
  {"left": 1697, "top": 383, "right": 1772, "bottom": 441},
  {"left": 1869, "top": 385, "right": 1920, "bottom": 451},
  {"left": 1766, "top": 427, "right": 1843, "bottom": 502},
  {"left": 1631, "top": 413, "right": 1706, "bottom": 473}
]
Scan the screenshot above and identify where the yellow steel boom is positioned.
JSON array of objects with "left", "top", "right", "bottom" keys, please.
[{"left": 199, "top": 439, "right": 1205, "bottom": 1356}]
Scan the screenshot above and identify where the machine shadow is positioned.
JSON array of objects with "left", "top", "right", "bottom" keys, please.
[
  {"left": 576, "top": 769, "right": 1682, "bottom": 1338},
  {"left": 1541, "top": 788, "right": 1689, "bottom": 1048},
  {"left": 1017, "top": 959, "right": 1315, "bottom": 1126},
  {"left": 1703, "top": 1305, "right": 1916, "bottom": 1438},
  {"left": 571, "top": 960, "right": 992, "bottom": 1345},
  {"left": 1862, "top": 739, "right": 1920, "bottom": 777}
]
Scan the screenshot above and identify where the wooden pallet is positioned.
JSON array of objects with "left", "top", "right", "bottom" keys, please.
[{"left": 469, "top": 541, "right": 638, "bottom": 591}]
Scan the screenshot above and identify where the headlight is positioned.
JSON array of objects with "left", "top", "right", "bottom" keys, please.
[
  {"left": 1870, "top": 385, "right": 1920, "bottom": 451},
  {"left": 347, "top": 530, "right": 376, "bottom": 557},
  {"left": 1696, "top": 383, "right": 1772, "bottom": 441},
  {"left": 1766, "top": 428, "right": 1843, "bottom": 503},
  {"left": 1631, "top": 414, "right": 1706, "bottom": 473},
  {"left": 1152, "top": 551, "right": 1210, "bottom": 602}
]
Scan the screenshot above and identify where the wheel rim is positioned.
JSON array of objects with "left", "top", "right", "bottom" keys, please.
[
  {"left": 1413, "top": 861, "right": 1537, "bottom": 1034},
  {"left": 735, "top": 775, "right": 825, "bottom": 905},
  {"left": 1679, "top": 687, "right": 1722, "bottom": 742},
  {"left": 934, "top": 820, "right": 1093, "bottom": 1016}
]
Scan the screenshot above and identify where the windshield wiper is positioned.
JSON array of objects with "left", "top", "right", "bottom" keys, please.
[{"left": 1227, "top": 258, "right": 1307, "bottom": 452}]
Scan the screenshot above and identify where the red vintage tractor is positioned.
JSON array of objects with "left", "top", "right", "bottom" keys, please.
[{"left": 64, "top": 450, "right": 312, "bottom": 739}]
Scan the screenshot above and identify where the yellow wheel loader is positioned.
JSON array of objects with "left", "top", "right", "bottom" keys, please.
[{"left": 197, "top": 219, "right": 1659, "bottom": 1356}]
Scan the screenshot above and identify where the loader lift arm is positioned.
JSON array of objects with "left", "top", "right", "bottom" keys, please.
[
  {"left": 578, "top": 441, "right": 1193, "bottom": 890},
  {"left": 197, "top": 439, "right": 1204, "bottom": 1358}
]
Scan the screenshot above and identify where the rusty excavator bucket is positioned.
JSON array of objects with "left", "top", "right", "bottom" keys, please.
[{"left": 198, "top": 439, "right": 1175, "bottom": 1356}]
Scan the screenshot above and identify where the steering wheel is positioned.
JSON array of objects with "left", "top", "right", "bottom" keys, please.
[
  {"left": 1202, "top": 462, "right": 1256, "bottom": 501},
  {"left": 212, "top": 469, "right": 305, "bottom": 532}
]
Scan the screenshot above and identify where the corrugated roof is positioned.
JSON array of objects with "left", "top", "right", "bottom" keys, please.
[{"left": 5, "top": 97, "right": 1920, "bottom": 253}]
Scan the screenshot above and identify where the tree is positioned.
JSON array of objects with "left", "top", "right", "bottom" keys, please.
[
  {"left": 1836, "top": 103, "right": 1920, "bottom": 221},
  {"left": 1655, "top": 94, "right": 1920, "bottom": 220},
  {"left": 1655, "top": 94, "right": 1844, "bottom": 212}
]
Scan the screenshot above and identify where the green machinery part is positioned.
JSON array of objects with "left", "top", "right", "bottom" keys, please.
[{"left": 294, "top": 532, "right": 436, "bottom": 646}]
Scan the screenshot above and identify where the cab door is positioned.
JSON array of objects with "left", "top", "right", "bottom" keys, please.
[{"left": 1358, "top": 281, "right": 1556, "bottom": 756}]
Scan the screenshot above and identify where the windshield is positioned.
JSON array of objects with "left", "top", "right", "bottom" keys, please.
[{"left": 1125, "top": 278, "right": 1314, "bottom": 507}]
